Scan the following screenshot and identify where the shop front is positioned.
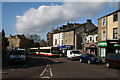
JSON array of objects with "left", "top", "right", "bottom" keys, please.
[
  {"left": 85, "top": 43, "right": 97, "bottom": 55},
  {"left": 106, "top": 40, "right": 120, "bottom": 55},
  {"left": 114, "top": 44, "right": 120, "bottom": 53},
  {"left": 97, "top": 41, "right": 107, "bottom": 57}
]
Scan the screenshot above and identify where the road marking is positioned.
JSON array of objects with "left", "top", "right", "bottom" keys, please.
[
  {"left": 11, "top": 69, "right": 15, "bottom": 70},
  {"left": 52, "top": 60, "right": 59, "bottom": 62},
  {"left": 40, "top": 68, "right": 47, "bottom": 77},
  {"left": 47, "top": 64, "right": 50, "bottom": 67},
  {"left": 49, "top": 68, "right": 53, "bottom": 77},
  {"left": 41, "top": 76, "right": 51, "bottom": 78},
  {"left": 3, "top": 72, "right": 8, "bottom": 74}
]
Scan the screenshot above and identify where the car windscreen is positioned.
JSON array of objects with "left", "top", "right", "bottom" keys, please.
[
  {"left": 72, "top": 51, "right": 81, "bottom": 54},
  {"left": 10, "top": 50, "right": 25, "bottom": 55}
]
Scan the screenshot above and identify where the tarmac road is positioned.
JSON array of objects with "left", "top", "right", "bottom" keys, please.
[{"left": 2, "top": 55, "right": 120, "bottom": 79}]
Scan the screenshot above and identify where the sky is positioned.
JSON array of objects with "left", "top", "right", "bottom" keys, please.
[{"left": 2, "top": 1, "right": 119, "bottom": 40}]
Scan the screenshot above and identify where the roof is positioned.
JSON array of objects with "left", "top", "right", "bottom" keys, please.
[
  {"left": 98, "top": 9, "right": 120, "bottom": 20},
  {"left": 63, "top": 23, "right": 87, "bottom": 32}
]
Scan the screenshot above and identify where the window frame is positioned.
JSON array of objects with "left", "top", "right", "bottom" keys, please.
[
  {"left": 113, "top": 14, "right": 118, "bottom": 22},
  {"left": 102, "top": 18, "right": 106, "bottom": 26},
  {"left": 113, "top": 28, "right": 118, "bottom": 39}
]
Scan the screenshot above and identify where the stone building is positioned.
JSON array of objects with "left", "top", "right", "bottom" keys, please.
[
  {"left": 51, "top": 19, "right": 97, "bottom": 53},
  {"left": 46, "top": 32, "right": 53, "bottom": 47},
  {"left": 98, "top": 9, "right": 120, "bottom": 57},
  {"left": 82, "top": 27, "right": 98, "bottom": 55},
  {"left": 7, "top": 34, "right": 34, "bottom": 50}
]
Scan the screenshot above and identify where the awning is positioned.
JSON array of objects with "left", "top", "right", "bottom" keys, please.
[{"left": 58, "top": 46, "right": 65, "bottom": 48}]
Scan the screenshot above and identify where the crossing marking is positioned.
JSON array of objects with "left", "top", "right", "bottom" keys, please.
[
  {"left": 41, "top": 76, "right": 51, "bottom": 78},
  {"left": 40, "top": 68, "right": 47, "bottom": 77},
  {"left": 50, "top": 68, "right": 53, "bottom": 77}
]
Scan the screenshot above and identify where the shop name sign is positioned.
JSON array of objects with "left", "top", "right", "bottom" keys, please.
[{"left": 98, "top": 41, "right": 107, "bottom": 47}]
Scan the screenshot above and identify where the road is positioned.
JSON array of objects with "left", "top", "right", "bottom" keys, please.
[{"left": 2, "top": 55, "right": 120, "bottom": 79}]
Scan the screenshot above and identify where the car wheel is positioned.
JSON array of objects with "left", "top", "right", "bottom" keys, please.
[
  {"left": 87, "top": 60, "right": 91, "bottom": 64},
  {"left": 79, "top": 59, "right": 82, "bottom": 63},
  {"left": 106, "top": 63, "right": 110, "bottom": 68}
]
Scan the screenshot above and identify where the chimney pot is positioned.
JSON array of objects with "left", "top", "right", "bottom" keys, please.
[{"left": 86, "top": 19, "right": 92, "bottom": 23}]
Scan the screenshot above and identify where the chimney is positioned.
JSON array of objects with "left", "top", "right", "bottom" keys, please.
[{"left": 86, "top": 19, "right": 92, "bottom": 23}]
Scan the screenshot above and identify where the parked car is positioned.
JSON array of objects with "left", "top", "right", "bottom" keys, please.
[
  {"left": 105, "top": 53, "right": 120, "bottom": 68},
  {"left": 67, "top": 50, "right": 81, "bottom": 60},
  {"left": 9, "top": 49, "right": 27, "bottom": 64},
  {"left": 79, "top": 53, "right": 102, "bottom": 64}
]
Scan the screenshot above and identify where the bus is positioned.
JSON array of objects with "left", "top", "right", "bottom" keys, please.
[
  {"left": 39, "top": 47, "right": 60, "bottom": 57},
  {"left": 29, "top": 47, "right": 40, "bottom": 55}
]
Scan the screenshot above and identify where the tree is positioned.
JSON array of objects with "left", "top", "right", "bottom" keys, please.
[
  {"left": 2, "top": 30, "right": 9, "bottom": 55},
  {"left": 26, "top": 33, "right": 41, "bottom": 43}
]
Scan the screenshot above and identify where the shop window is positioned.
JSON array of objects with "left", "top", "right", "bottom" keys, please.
[{"left": 115, "top": 48, "right": 120, "bottom": 53}]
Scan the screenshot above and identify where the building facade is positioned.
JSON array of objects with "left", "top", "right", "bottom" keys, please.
[
  {"left": 46, "top": 32, "right": 53, "bottom": 47},
  {"left": 53, "top": 32, "right": 64, "bottom": 47},
  {"left": 51, "top": 19, "right": 97, "bottom": 53},
  {"left": 7, "top": 34, "right": 34, "bottom": 50},
  {"left": 98, "top": 9, "right": 120, "bottom": 57},
  {"left": 83, "top": 28, "right": 98, "bottom": 55}
]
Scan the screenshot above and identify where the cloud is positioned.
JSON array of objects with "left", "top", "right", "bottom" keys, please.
[
  {"left": 15, "top": 2, "right": 117, "bottom": 36},
  {"left": 2, "top": 0, "right": 119, "bottom": 2}
]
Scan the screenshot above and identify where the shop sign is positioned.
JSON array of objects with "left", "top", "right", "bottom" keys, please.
[
  {"left": 85, "top": 43, "right": 97, "bottom": 48},
  {"left": 98, "top": 41, "right": 107, "bottom": 47},
  {"left": 114, "top": 44, "right": 120, "bottom": 47}
]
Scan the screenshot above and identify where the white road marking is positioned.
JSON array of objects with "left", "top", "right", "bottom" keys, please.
[
  {"left": 52, "top": 60, "right": 59, "bottom": 62},
  {"left": 3, "top": 72, "right": 8, "bottom": 74},
  {"left": 49, "top": 68, "right": 53, "bottom": 77},
  {"left": 40, "top": 68, "right": 47, "bottom": 77},
  {"left": 40, "top": 64, "right": 53, "bottom": 78},
  {"left": 47, "top": 64, "right": 51, "bottom": 67},
  {"left": 41, "top": 76, "right": 51, "bottom": 78},
  {"left": 11, "top": 69, "right": 15, "bottom": 70}
]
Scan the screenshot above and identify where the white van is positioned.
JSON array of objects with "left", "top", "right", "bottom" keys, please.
[
  {"left": 67, "top": 50, "right": 81, "bottom": 60},
  {"left": 9, "top": 49, "right": 26, "bottom": 64}
]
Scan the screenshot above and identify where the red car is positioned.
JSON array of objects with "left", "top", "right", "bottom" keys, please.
[{"left": 105, "top": 53, "right": 120, "bottom": 68}]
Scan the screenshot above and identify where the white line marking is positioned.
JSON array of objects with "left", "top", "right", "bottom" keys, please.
[
  {"left": 48, "top": 64, "right": 50, "bottom": 67},
  {"left": 47, "top": 64, "right": 50, "bottom": 67},
  {"left": 11, "top": 69, "right": 15, "bottom": 70},
  {"left": 41, "top": 76, "right": 51, "bottom": 78},
  {"left": 53, "top": 60, "right": 59, "bottom": 62},
  {"left": 49, "top": 68, "right": 53, "bottom": 77},
  {"left": 40, "top": 68, "right": 47, "bottom": 77}
]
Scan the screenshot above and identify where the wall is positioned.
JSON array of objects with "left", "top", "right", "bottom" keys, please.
[
  {"left": 98, "top": 17, "right": 107, "bottom": 41},
  {"left": 107, "top": 13, "right": 118, "bottom": 40},
  {"left": 53, "top": 32, "right": 64, "bottom": 46},
  {"left": 63, "top": 31, "right": 74, "bottom": 46}
]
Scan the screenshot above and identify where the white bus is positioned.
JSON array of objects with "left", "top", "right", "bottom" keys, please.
[
  {"left": 29, "top": 47, "right": 40, "bottom": 55},
  {"left": 29, "top": 47, "right": 61, "bottom": 57},
  {"left": 39, "top": 47, "right": 60, "bottom": 57}
]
